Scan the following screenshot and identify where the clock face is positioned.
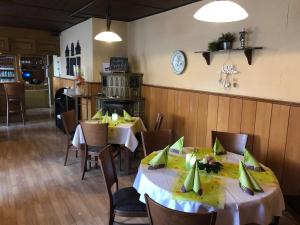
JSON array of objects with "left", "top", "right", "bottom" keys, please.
[{"left": 170, "top": 50, "right": 186, "bottom": 75}]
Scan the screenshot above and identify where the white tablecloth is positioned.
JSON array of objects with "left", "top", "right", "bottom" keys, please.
[
  {"left": 133, "top": 151, "right": 285, "bottom": 225},
  {"left": 72, "top": 118, "right": 146, "bottom": 152}
]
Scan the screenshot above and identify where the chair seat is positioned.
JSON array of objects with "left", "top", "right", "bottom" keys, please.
[
  {"left": 113, "top": 187, "right": 146, "bottom": 212},
  {"left": 87, "top": 146, "right": 101, "bottom": 153}
]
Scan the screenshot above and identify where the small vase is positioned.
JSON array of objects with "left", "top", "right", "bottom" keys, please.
[{"left": 222, "top": 42, "right": 232, "bottom": 50}]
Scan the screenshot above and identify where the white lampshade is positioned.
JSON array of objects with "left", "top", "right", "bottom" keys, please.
[
  {"left": 94, "top": 31, "right": 122, "bottom": 43},
  {"left": 193, "top": 0, "right": 248, "bottom": 23}
]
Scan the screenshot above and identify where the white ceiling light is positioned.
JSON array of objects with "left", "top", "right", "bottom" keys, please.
[
  {"left": 94, "top": 31, "right": 122, "bottom": 43},
  {"left": 193, "top": 0, "right": 248, "bottom": 23},
  {"left": 94, "top": 2, "right": 122, "bottom": 43}
]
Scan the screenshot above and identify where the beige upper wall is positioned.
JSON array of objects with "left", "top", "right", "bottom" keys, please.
[
  {"left": 59, "top": 18, "right": 128, "bottom": 82},
  {"left": 128, "top": 0, "right": 300, "bottom": 103},
  {"left": 92, "top": 18, "right": 128, "bottom": 82},
  {"left": 60, "top": 19, "right": 93, "bottom": 81}
]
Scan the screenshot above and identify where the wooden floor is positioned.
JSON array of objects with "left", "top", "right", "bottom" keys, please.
[{"left": 0, "top": 109, "right": 299, "bottom": 225}]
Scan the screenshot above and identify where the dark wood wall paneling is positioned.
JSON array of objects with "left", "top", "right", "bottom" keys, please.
[{"left": 142, "top": 84, "right": 300, "bottom": 195}]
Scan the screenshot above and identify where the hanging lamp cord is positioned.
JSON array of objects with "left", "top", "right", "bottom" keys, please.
[{"left": 106, "top": 0, "right": 111, "bottom": 31}]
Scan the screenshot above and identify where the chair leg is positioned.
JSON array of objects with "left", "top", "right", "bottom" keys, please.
[
  {"left": 119, "top": 152, "right": 122, "bottom": 171},
  {"left": 81, "top": 148, "right": 88, "bottom": 180},
  {"left": 64, "top": 142, "right": 70, "bottom": 166},
  {"left": 109, "top": 210, "right": 115, "bottom": 225},
  {"left": 75, "top": 150, "right": 78, "bottom": 158},
  {"left": 6, "top": 104, "right": 9, "bottom": 126},
  {"left": 20, "top": 102, "right": 25, "bottom": 125}
]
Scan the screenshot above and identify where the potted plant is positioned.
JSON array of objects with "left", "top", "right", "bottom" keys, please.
[
  {"left": 218, "top": 32, "right": 236, "bottom": 50},
  {"left": 208, "top": 40, "right": 220, "bottom": 52}
]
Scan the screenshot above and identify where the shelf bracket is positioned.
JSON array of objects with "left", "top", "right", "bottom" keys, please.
[
  {"left": 244, "top": 49, "right": 253, "bottom": 65},
  {"left": 202, "top": 52, "right": 210, "bottom": 65}
]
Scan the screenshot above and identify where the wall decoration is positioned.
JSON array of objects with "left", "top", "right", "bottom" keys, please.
[
  {"left": 71, "top": 43, "right": 75, "bottom": 56},
  {"left": 65, "top": 40, "right": 81, "bottom": 76},
  {"left": 239, "top": 28, "right": 247, "bottom": 49},
  {"left": 65, "top": 45, "right": 69, "bottom": 57},
  {"left": 218, "top": 64, "right": 239, "bottom": 89},
  {"left": 75, "top": 41, "right": 81, "bottom": 55},
  {"left": 170, "top": 50, "right": 186, "bottom": 75}
]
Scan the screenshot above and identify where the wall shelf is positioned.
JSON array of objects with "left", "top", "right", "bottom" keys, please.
[{"left": 194, "top": 47, "right": 263, "bottom": 65}]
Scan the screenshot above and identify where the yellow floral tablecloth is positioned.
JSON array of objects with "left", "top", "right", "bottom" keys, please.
[
  {"left": 72, "top": 117, "right": 146, "bottom": 152},
  {"left": 134, "top": 148, "right": 285, "bottom": 225}
]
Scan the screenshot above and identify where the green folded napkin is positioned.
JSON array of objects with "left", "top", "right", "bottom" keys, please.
[
  {"left": 243, "top": 149, "right": 264, "bottom": 172},
  {"left": 181, "top": 162, "right": 203, "bottom": 195},
  {"left": 101, "top": 112, "right": 110, "bottom": 124},
  {"left": 213, "top": 137, "right": 226, "bottom": 155},
  {"left": 170, "top": 136, "right": 184, "bottom": 154},
  {"left": 239, "top": 161, "right": 263, "bottom": 195},
  {"left": 123, "top": 110, "right": 132, "bottom": 120},
  {"left": 148, "top": 146, "right": 169, "bottom": 169},
  {"left": 92, "top": 109, "right": 102, "bottom": 120}
]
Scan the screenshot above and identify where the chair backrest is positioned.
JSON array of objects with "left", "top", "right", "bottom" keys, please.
[
  {"left": 141, "top": 129, "right": 173, "bottom": 156},
  {"left": 211, "top": 131, "right": 248, "bottom": 155},
  {"left": 4, "top": 82, "right": 25, "bottom": 99},
  {"left": 80, "top": 122, "right": 108, "bottom": 147},
  {"left": 154, "top": 113, "right": 164, "bottom": 131},
  {"left": 61, "top": 110, "right": 77, "bottom": 135},
  {"left": 99, "top": 147, "right": 118, "bottom": 206},
  {"left": 145, "top": 194, "right": 217, "bottom": 225}
]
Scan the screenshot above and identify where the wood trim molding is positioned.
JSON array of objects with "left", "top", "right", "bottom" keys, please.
[
  {"left": 53, "top": 76, "right": 101, "bottom": 84},
  {"left": 142, "top": 83, "right": 300, "bottom": 107}
]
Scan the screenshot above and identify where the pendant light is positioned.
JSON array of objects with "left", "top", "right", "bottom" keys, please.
[
  {"left": 94, "top": 0, "right": 122, "bottom": 43},
  {"left": 193, "top": 0, "right": 248, "bottom": 23}
]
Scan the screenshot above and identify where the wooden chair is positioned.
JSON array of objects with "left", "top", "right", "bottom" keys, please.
[
  {"left": 141, "top": 129, "right": 173, "bottom": 157},
  {"left": 80, "top": 122, "right": 110, "bottom": 180},
  {"left": 61, "top": 110, "right": 77, "bottom": 166},
  {"left": 144, "top": 194, "right": 217, "bottom": 225},
  {"left": 4, "top": 82, "right": 25, "bottom": 126},
  {"left": 99, "top": 147, "right": 148, "bottom": 225},
  {"left": 211, "top": 131, "right": 248, "bottom": 155},
  {"left": 154, "top": 113, "right": 164, "bottom": 131}
]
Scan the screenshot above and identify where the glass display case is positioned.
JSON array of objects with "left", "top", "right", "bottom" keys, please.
[{"left": 0, "top": 54, "right": 17, "bottom": 82}]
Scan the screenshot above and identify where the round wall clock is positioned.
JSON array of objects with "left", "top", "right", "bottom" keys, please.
[{"left": 170, "top": 50, "right": 187, "bottom": 75}]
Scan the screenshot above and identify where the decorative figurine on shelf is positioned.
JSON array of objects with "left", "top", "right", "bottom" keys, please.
[{"left": 239, "top": 28, "right": 247, "bottom": 49}]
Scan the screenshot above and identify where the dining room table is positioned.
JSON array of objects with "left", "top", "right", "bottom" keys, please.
[
  {"left": 72, "top": 116, "right": 146, "bottom": 174},
  {"left": 133, "top": 147, "right": 285, "bottom": 225}
]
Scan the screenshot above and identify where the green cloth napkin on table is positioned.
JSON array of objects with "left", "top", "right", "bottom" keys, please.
[
  {"left": 181, "top": 162, "right": 203, "bottom": 195},
  {"left": 239, "top": 161, "right": 263, "bottom": 195},
  {"left": 213, "top": 138, "right": 227, "bottom": 155},
  {"left": 148, "top": 146, "right": 169, "bottom": 169},
  {"left": 170, "top": 136, "right": 184, "bottom": 154},
  {"left": 243, "top": 149, "right": 264, "bottom": 172},
  {"left": 92, "top": 109, "right": 102, "bottom": 120},
  {"left": 101, "top": 112, "right": 110, "bottom": 124},
  {"left": 123, "top": 110, "right": 132, "bottom": 120}
]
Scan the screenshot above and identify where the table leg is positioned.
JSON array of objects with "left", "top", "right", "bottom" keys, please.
[
  {"left": 124, "top": 147, "right": 133, "bottom": 175},
  {"left": 75, "top": 96, "right": 79, "bottom": 124},
  {"left": 80, "top": 144, "right": 86, "bottom": 173},
  {"left": 65, "top": 95, "right": 69, "bottom": 111}
]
